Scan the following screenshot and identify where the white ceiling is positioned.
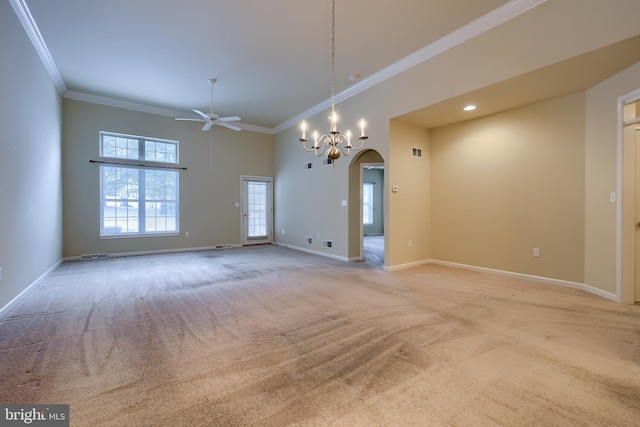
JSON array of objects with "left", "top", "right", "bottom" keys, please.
[{"left": 17, "top": 0, "right": 640, "bottom": 132}]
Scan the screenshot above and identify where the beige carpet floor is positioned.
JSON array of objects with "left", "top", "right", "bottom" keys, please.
[{"left": 1, "top": 245, "right": 640, "bottom": 426}]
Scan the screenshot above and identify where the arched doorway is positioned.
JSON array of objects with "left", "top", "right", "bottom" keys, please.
[{"left": 348, "top": 149, "right": 385, "bottom": 268}]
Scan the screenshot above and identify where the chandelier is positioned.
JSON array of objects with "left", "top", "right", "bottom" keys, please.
[{"left": 299, "top": 0, "right": 368, "bottom": 162}]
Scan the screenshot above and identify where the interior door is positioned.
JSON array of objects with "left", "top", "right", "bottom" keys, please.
[{"left": 242, "top": 176, "right": 273, "bottom": 245}]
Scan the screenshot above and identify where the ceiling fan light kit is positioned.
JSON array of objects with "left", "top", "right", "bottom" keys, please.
[
  {"left": 175, "top": 79, "right": 242, "bottom": 131},
  {"left": 299, "top": 0, "right": 368, "bottom": 164}
]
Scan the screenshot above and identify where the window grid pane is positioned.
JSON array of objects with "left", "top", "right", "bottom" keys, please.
[
  {"left": 145, "top": 201, "right": 176, "bottom": 232},
  {"left": 101, "top": 136, "right": 139, "bottom": 160},
  {"left": 144, "top": 140, "right": 178, "bottom": 164}
]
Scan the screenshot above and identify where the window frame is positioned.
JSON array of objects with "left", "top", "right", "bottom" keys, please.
[
  {"left": 98, "top": 132, "right": 180, "bottom": 238},
  {"left": 363, "top": 182, "right": 374, "bottom": 225}
]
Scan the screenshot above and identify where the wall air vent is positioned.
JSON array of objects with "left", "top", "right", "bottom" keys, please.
[
  {"left": 215, "top": 244, "right": 233, "bottom": 249},
  {"left": 80, "top": 253, "right": 108, "bottom": 261},
  {"left": 304, "top": 237, "right": 313, "bottom": 244},
  {"left": 322, "top": 240, "right": 333, "bottom": 248},
  {"left": 411, "top": 147, "right": 423, "bottom": 158}
]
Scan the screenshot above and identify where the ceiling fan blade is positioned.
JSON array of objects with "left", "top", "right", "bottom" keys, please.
[
  {"left": 175, "top": 118, "right": 205, "bottom": 122},
  {"left": 219, "top": 122, "right": 241, "bottom": 131},
  {"left": 218, "top": 116, "right": 241, "bottom": 122},
  {"left": 193, "top": 109, "right": 211, "bottom": 120},
  {"left": 202, "top": 122, "right": 213, "bottom": 131}
]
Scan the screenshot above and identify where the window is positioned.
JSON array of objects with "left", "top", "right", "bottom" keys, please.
[
  {"left": 363, "top": 182, "right": 374, "bottom": 225},
  {"left": 99, "top": 132, "right": 179, "bottom": 237}
]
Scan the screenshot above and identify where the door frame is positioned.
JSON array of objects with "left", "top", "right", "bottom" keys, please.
[
  {"left": 618, "top": 88, "right": 640, "bottom": 303},
  {"left": 359, "top": 162, "right": 384, "bottom": 261},
  {"left": 240, "top": 175, "right": 273, "bottom": 245}
]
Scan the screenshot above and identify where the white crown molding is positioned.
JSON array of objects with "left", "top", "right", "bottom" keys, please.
[
  {"left": 10, "top": 0, "right": 67, "bottom": 94},
  {"left": 64, "top": 90, "right": 192, "bottom": 117},
  {"left": 273, "top": 0, "right": 548, "bottom": 134},
  {"left": 63, "top": 90, "right": 274, "bottom": 134}
]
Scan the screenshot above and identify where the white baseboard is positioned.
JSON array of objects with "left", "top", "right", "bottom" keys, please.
[
  {"left": 384, "top": 259, "right": 431, "bottom": 272},
  {"left": 429, "top": 259, "right": 584, "bottom": 289},
  {"left": 583, "top": 283, "right": 620, "bottom": 303},
  {"left": 390, "top": 258, "right": 620, "bottom": 303},
  {"left": 273, "top": 242, "right": 349, "bottom": 262},
  {"left": 63, "top": 244, "right": 242, "bottom": 261},
  {"left": 0, "top": 258, "right": 63, "bottom": 319}
]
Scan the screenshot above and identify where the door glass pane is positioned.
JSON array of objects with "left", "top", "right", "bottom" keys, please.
[{"left": 247, "top": 182, "right": 267, "bottom": 238}]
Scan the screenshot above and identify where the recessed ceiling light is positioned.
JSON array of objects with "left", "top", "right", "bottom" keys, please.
[{"left": 464, "top": 105, "right": 476, "bottom": 111}]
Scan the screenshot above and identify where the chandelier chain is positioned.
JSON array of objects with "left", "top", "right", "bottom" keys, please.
[{"left": 331, "top": 0, "right": 336, "bottom": 113}]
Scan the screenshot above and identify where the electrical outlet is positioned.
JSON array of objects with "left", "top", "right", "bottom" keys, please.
[
  {"left": 533, "top": 248, "right": 540, "bottom": 257},
  {"left": 281, "top": 228, "right": 285, "bottom": 234},
  {"left": 185, "top": 231, "right": 190, "bottom": 237}
]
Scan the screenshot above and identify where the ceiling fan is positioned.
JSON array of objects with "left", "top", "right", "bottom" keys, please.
[{"left": 175, "top": 79, "right": 241, "bottom": 131}]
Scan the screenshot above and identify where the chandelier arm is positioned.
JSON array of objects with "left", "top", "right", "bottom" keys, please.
[
  {"left": 301, "top": 140, "right": 318, "bottom": 153},
  {"left": 315, "top": 135, "right": 328, "bottom": 157},
  {"left": 339, "top": 143, "right": 350, "bottom": 157},
  {"left": 349, "top": 137, "right": 367, "bottom": 150},
  {"left": 301, "top": 135, "right": 332, "bottom": 157},
  {"left": 302, "top": 137, "right": 323, "bottom": 155},
  {"left": 338, "top": 134, "right": 353, "bottom": 156}
]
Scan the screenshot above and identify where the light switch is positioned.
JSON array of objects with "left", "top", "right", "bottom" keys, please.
[
  {"left": 609, "top": 193, "right": 616, "bottom": 203},
  {"left": 392, "top": 185, "right": 399, "bottom": 193},
  {"left": 341, "top": 200, "right": 347, "bottom": 207}
]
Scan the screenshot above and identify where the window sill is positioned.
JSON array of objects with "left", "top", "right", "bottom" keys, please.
[{"left": 99, "top": 233, "right": 181, "bottom": 239}]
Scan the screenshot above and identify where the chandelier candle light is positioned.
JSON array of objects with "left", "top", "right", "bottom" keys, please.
[{"left": 299, "top": 0, "right": 368, "bottom": 162}]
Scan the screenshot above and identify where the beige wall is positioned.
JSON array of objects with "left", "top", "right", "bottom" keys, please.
[
  {"left": 62, "top": 99, "right": 273, "bottom": 258},
  {"left": 585, "top": 62, "right": 640, "bottom": 300},
  {"left": 430, "top": 94, "right": 586, "bottom": 282},
  {"left": 387, "top": 120, "right": 431, "bottom": 267},
  {"left": 0, "top": 2, "right": 63, "bottom": 309}
]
